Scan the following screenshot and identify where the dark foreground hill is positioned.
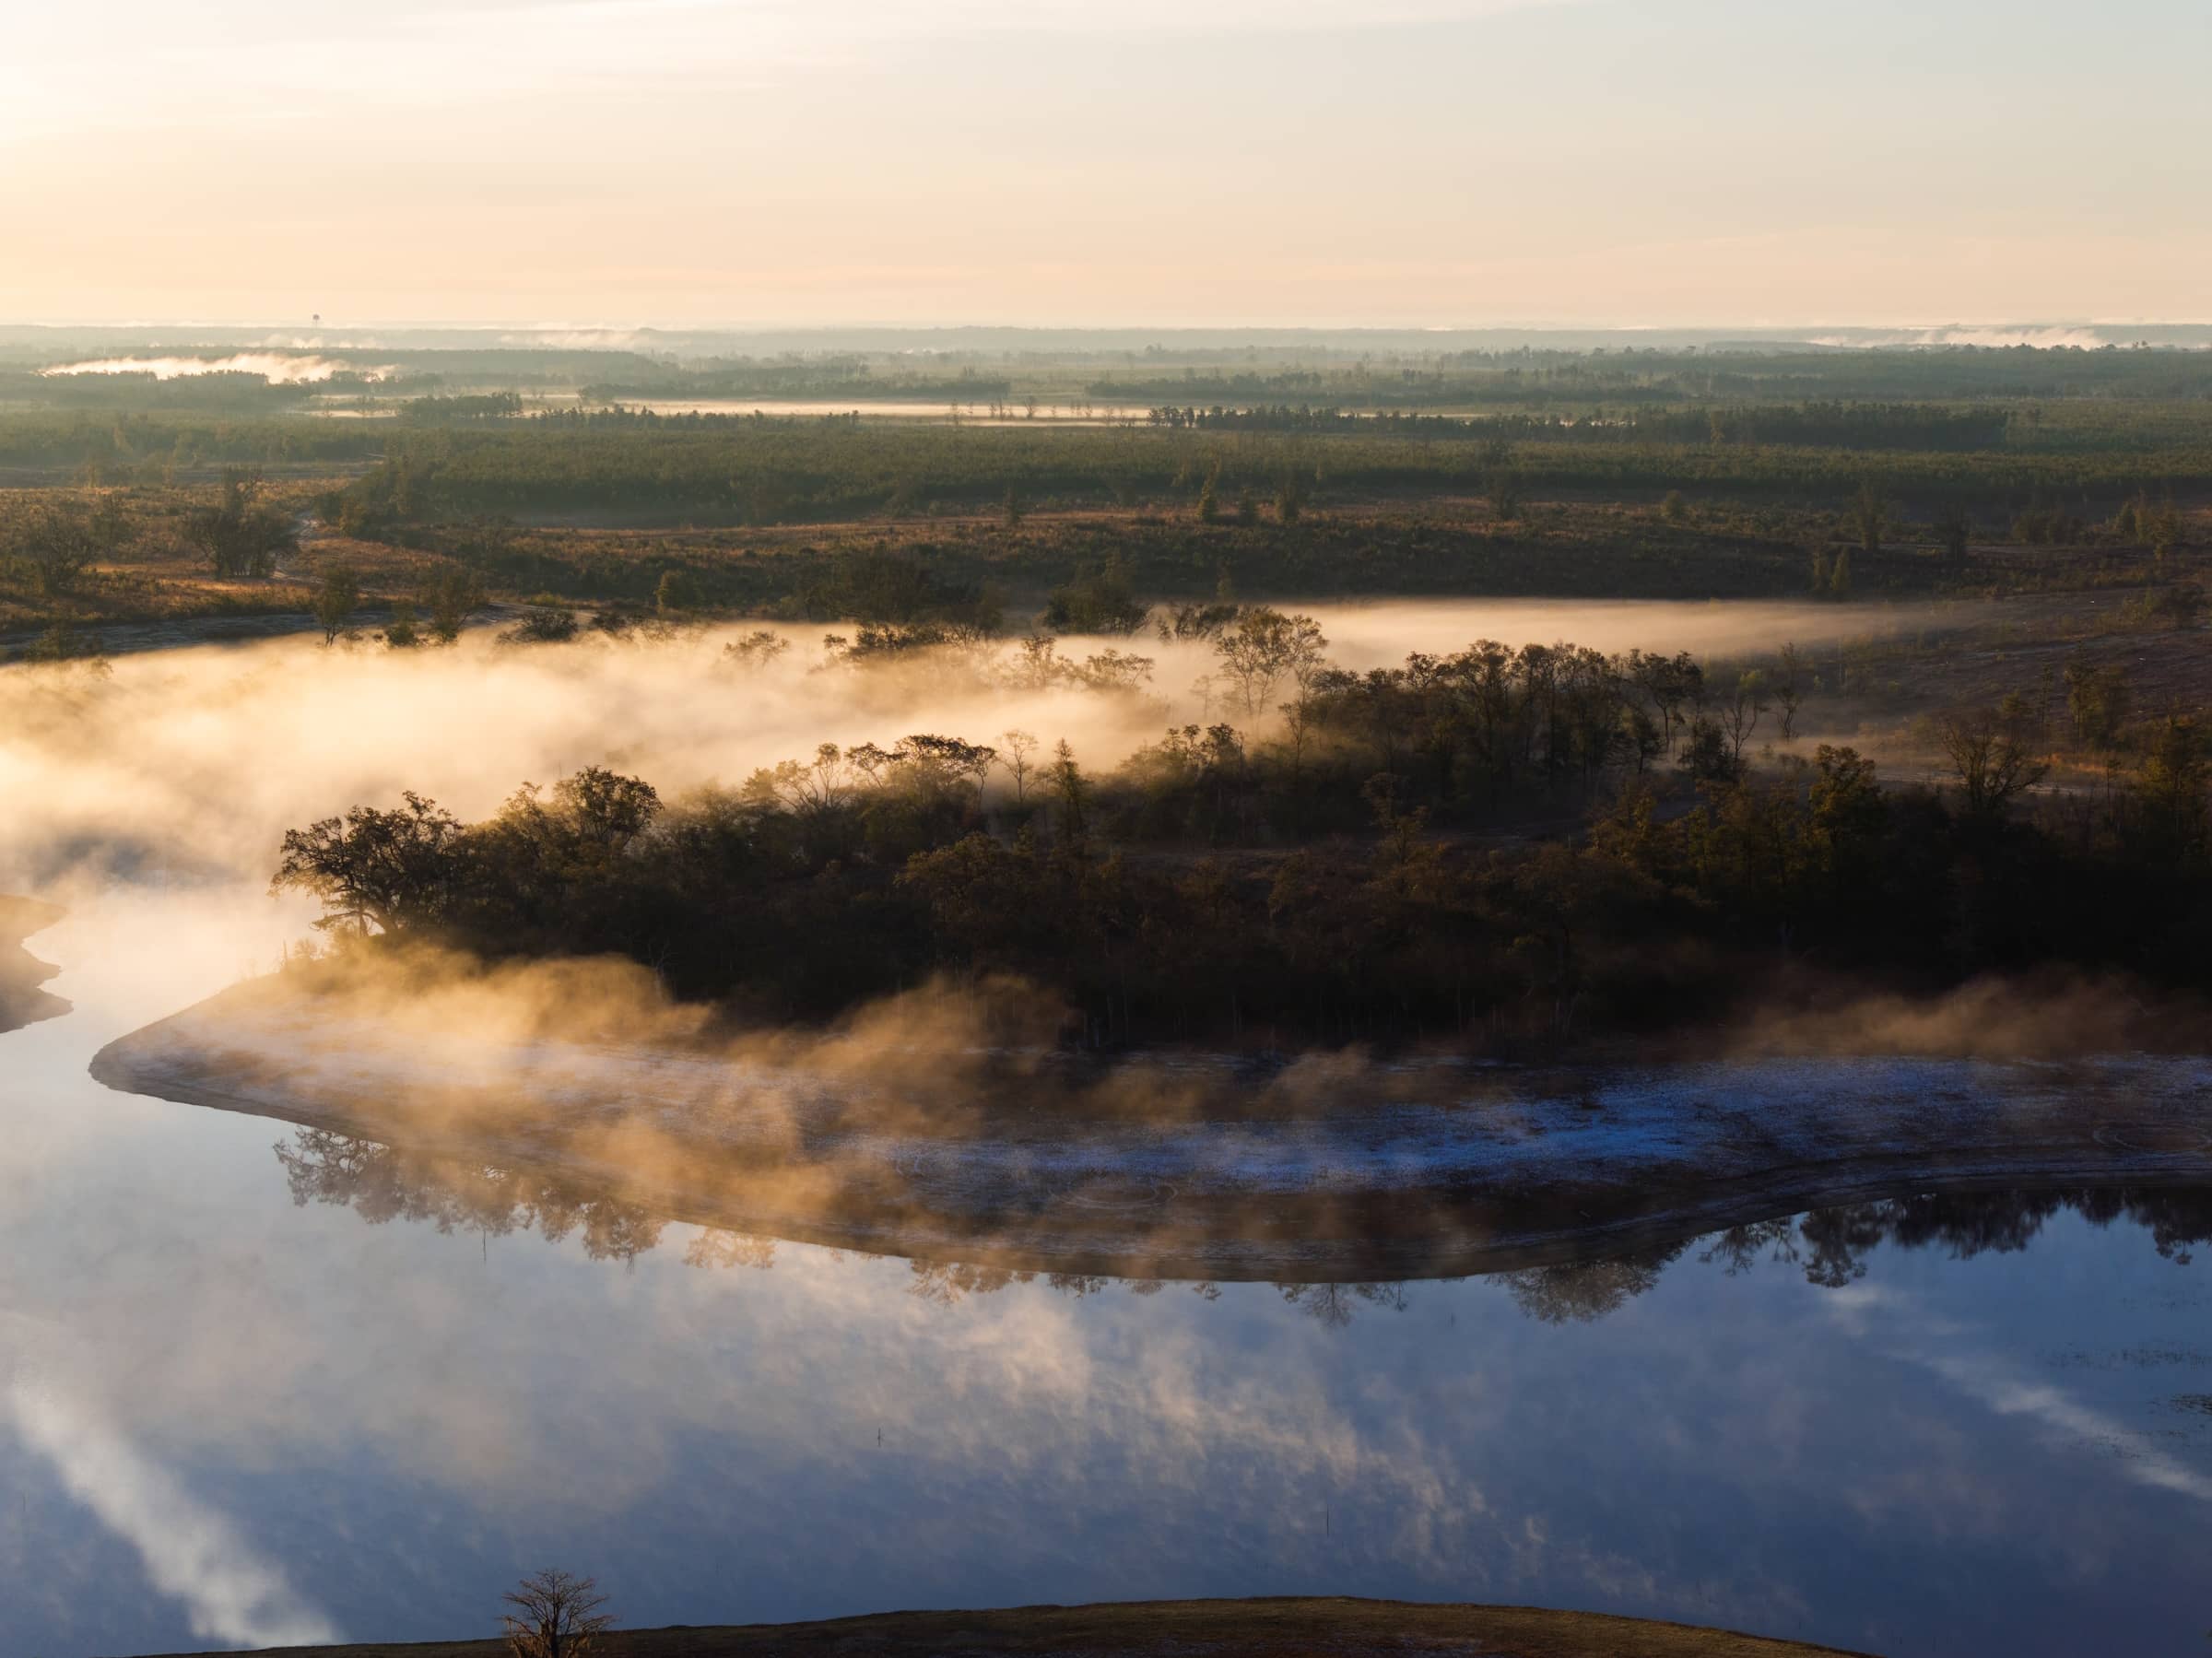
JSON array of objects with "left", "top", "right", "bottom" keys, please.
[{"left": 135, "top": 1596, "right": 1877, "bottom": 1658}]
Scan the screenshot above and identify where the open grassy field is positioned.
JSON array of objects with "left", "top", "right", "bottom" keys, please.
[{"left": 5, "top": 470, "right": 2204, "bottom": 636}]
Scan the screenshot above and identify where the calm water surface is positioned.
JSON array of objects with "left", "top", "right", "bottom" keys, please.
[{"left": 2, "top": 894, "right": 2208, "bottom": 1658}]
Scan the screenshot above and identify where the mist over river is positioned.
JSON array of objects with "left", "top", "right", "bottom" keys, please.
[
  {"left": 2, "top": 612, "right": 2208, "bottom": 1658},
  {"left": 0, "top": 599, "right": 1953, "bottom": 889}
]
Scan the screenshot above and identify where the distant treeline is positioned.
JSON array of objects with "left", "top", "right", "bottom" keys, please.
[
  {"left": 1143, "top": 402, "right": 2016, "bottom": 451},
  {"left": 0, "top": 370, "right": 322, "bottom": 414},
  {"left": 580, "top": 356, "right": 1012, "bottom": 402},
  {"left": 330, "top": 414, "right": 2212, "bottom": 523},
  {"left": 401, "top": 393, "right": 524, "bottom": 423},
  {"left": 377, "top": 517, "right": 1823, "bottom": 615},
  {"left": 1091, "top": 347, "right": 2212, "bottom": 406},
  {"left": 0, "top": 412, "right": 385, "bottom": 476}
]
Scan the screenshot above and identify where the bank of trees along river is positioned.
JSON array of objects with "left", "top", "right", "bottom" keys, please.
[{"left": 268, "top": 615, "right": 2212, "bottom": 1050}]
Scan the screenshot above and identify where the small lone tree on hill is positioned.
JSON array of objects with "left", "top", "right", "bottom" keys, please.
[{"left": 501, "top": 1570, "right": 614, "bottom": 1658}]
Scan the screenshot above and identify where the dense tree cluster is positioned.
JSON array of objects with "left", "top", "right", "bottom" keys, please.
[
  {"left": 272, "top": 631, "right": 2212, "bottom": 1049},
  {"left": 2, "top": 495, "right": 119, "bottom": 596},
  {"left": 182, "top": 468, "right": 300, "bottom": 577},
  {"left": 400, "top": 392, "right": 524, "bottom": 422},
  {"left": 1093, "top": 346, "right": 2212, "bottom": 407},
  {"left": 0, "top": 411, "right": 382, "bottom": 478},
  {"left": 0, "top": 369, "right": 321, "bottom": 414}
]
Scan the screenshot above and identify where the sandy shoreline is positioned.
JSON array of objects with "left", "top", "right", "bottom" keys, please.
[
  {"left": 88, "top": 972, "right": 2212, "bottom": 1280},
  {"left": 0, "top": 895, "right": 68, "bottom": 1036}
]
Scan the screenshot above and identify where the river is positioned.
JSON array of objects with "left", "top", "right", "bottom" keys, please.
[{"left": 2, "top": 891, "right": 2208, "bottom": 1658}]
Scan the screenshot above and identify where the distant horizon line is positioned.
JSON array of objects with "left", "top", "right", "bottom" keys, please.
[{"left": 7, "top": 317, "right": 2212, "bottom": 337}]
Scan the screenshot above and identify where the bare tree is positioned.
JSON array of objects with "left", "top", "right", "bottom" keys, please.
[
  {"left": 723, "top": 629, "right": 790, "bottom": 672},
  {"left": 1850, "top": 481, "right": 1884, "bottom": 556},
  {"left": 1629, "top": 649, "right": 1702, "bottom": 757},
  {"left": 1933, "top": 509, "right": 1973, "bottom": 569},
  {"left": 1941, "top": 710, "right": 2049, "bottom": 819},
  {"left": 1719, "top": 669, "right": 1768, "bottom": 765},
  {"left": 1050, "top": 738, "right": 1087, "bottom": 838},
  {"left": 998, "top": 728, "right": 1039, "bottom": 802},
  {"left": 426, "top": 567, "right": 488, "bottom": 643},
  {"left": 752, "top": 742, "right": 852, "bottom": 817},
  {"left": 313, "top": 562, "right": 360, "bottom": 644},
  {"left": 846, "top": 740, "right": 904, "bottom": 785},
  {"left": 1774, "top": 643, "right": 1805, "bottom": 739},
  {"left": 501, "top": 1570, "right": 614, "bottom": 1658},
  {"left": 903, "top": 733, "right": 997, "bottom": 802},
  {"left": 1213, "top": 606, "right": 1327, "bottom": 717}
]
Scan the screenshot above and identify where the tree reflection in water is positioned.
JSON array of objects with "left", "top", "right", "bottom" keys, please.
[
  {"left": 1502, "top": 1249, "right": 1682, "bottom": 1325},
  {"left": 275, "top": 1127, "right": 671, "bottom": 1264},
  {"left": 1700, "top": 1188, "right": 2212, "bottom": 1288},
  {"left": 273, "top": 1128, "right": 2212, "bottom": 1326},
  {"left": 1274, "top": 1281, "right": 1413, "bottom": 1329}
]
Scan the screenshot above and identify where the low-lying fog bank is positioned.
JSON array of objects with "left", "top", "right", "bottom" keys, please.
[
  {"left": 91, "top": 967, "right": 2212, "bottom": 1281},
  {"left": 0, "top": 596, "right": 1955, "bottom": 889}
]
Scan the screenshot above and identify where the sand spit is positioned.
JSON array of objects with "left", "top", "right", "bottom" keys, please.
[
  {"left": 91, "top": 975, "right": 2212, "bottom": 1280},
  {"left": 0, "top": 896, "right": 67, "bottom": 1035}
]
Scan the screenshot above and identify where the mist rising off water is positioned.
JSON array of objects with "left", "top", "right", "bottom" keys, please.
[{"left": 0, "top": 596, "right": 1926, "bottom": 893}]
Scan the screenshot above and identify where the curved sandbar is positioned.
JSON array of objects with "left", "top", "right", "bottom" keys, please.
[
  {"left": 0, "top": 896, "right": 67, "bottom": 1035},
  {"left": 92, "top": 973, "right": 2212, "bottom": 1281}
]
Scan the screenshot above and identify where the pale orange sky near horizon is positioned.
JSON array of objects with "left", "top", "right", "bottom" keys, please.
[{"left": 4, "top": 0, "right": 2207, "bottom": 328}]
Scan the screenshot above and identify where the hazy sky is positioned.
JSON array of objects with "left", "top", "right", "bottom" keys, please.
[{"left": 4, "top": 0, "right": 2206, "bottom": 327}]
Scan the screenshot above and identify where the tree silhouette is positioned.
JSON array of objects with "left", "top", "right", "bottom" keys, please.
[
  {"left": 501, "top": 1570, "right": 614, "bottom": 1658},
  {"left": 312, "top": 563, "right": 359, "bottom": 644}
]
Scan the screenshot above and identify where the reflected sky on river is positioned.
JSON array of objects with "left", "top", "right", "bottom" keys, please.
[{"left": 2, "top": 891, "right": 2210, "bottom": 1658}]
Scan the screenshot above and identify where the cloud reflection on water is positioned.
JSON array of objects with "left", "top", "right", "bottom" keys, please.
[{"left": 8, "top": 1384, "right": 342, "bottom": 1649}]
